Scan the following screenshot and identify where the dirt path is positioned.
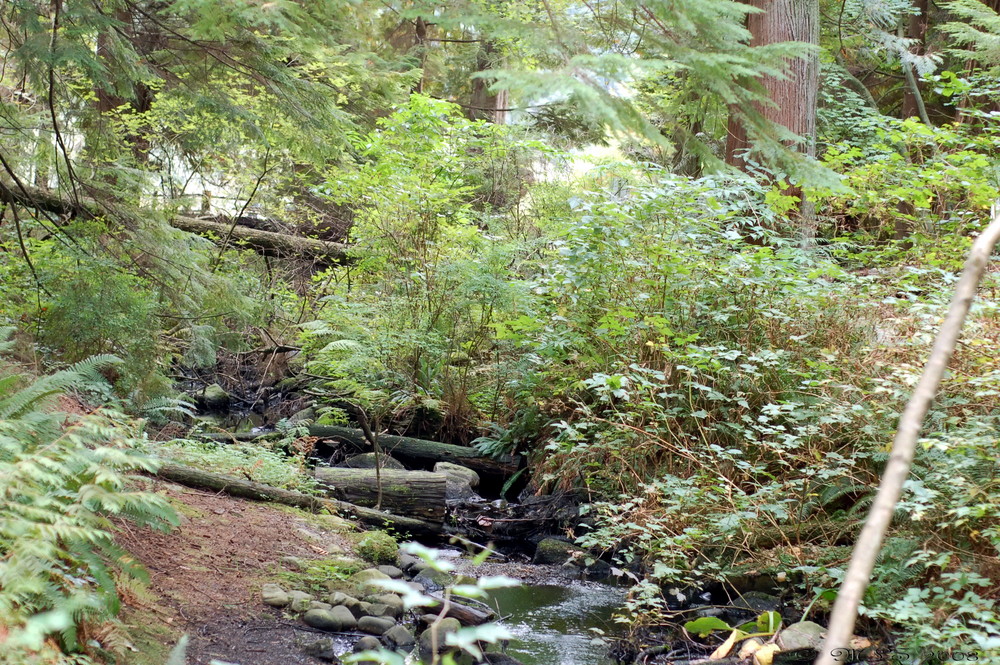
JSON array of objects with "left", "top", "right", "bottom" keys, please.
[{"left": 118, "top": 480, "right": 355, "bottom": 665}]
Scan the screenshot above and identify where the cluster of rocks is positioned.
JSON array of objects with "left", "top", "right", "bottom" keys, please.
[{"left": 262, "top": 549, "right": 523, "bottom": 664}]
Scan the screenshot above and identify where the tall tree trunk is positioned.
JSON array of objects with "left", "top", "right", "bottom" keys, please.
[
  {"left": 725, "top": 0, "right": 820, "bottom": 169},
  {"left": 725, "top": 0, "right": 820, "bottom": 242},
  {"left": 468, "top": 42, "right": 508, "bottom": 124},
  {"left": 414, "top": 17, "right": 429, "bottom": 94},
  {"left": 901, "top": 0, "right": 930, "bottom": 121}
]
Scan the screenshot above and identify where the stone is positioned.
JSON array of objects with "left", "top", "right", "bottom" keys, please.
[
  {"left": 302, "top": 638, "right": 339, "bottom": 662},
  {"left": 399, "top": 553, "right": 420, "bottom": 572},
  {"left": 261, "top": 583, "right": 290, "bottom": 608},
  {"left": 303, "top": 606, "right": 358, "bottom": 632},
  {"left": 418, "top": 613, "right": 440, "bottom": 628},
  {"left": 354, "top": 636, "right": 381, "bottom": 652},
  {"left": 585, "top": 559, "right": 612, "bottom": 580},
  {"left": 418, "top": 617, "right": 462, "bottom": 658},
  {"left": 377, "top": 565, "right": 404, "bottom": 579},
  {"left": 364, "top": 603, "right": 396, "bottom": 619},
  {"left": 199, "top": 383, "right": 230, "bottom": 411},
  {"left": 483, "top": 654, "right": 527, "bottom": 665},
  {"left": 433, "top": 462, "right": 480, "bottom": 487},
  {"left": 280, "top": 556, "right": 306, "bottom": 571},
  {"left": 329, "top": 591, "right": 361, "bottom": 614},
  {"left": 296, "top": 527, "right": 324, "bottom": 543},
  {"left": 532, "top": 538, "right": 582, "bottom": 565},
  {"left": 358, "top": 615, "right": 396, "bottom": 635},
  {"left": 413, "top": 569, "right": 455, "bottom": 591},
  {"left": 338, "top": 453, "right": 405, "bottom": 470},
  {"left": 367, "top": 593, "right": 404, "bottom": 615},
  {"left": 288, "top": 590, "right": 314, "bottom": 613},
  {"left": 309, "top": 601, "right": 333, "bottom": 611},
  {"left": 777, "top": 621, "right": 826, "bottom": 653},
  {"left": 410, "top": 559, "right": 429, "bottom": 575},
  {"left": 384, "top": 624, "right": 416, "bottom": 650},
  {"left": 351, "top": 568, "right": 392, "bottom": 594},
  {"left": 732, "top": 591, "right": 781, "bottom": 614},
  {"left": 433, "top": 462, "right": 482, "bottom": 502},
  {"left": 289, "top": 406, "right": 316, "bottom": 424}
]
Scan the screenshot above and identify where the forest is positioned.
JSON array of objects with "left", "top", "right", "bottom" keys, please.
[{"left": 1, "top": 0, "right": 999, "bottom": 664}]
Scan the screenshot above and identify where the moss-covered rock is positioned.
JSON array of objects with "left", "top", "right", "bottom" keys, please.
[
  {"left": 350, "top": 568, "right": 392, "bottom": 594},
  {"left": 356, "top": 530, "right": 399, "bottom": 565},
  {"left": 532, "top": 537, "right": 582, "bottom": 565}
]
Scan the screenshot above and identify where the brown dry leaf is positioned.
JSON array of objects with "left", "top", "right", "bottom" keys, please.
[{"left": 850, "top": 636, "right": 872, "bottom": 650}]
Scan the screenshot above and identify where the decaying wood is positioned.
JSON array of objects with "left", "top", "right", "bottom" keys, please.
[
  {"left": 153, "top": 462, "right": 442, "bottom": 536},
  {"left": 425, "top": 593, "right": 495, "bottom": 625},
  {"left": 308, "top": 425, "right": 519, "bottom": 477},
  {"left": 314, "top": 467, "right": 447, "bottom": 523},
  {"left": 0, "top": 181, "right": 348, "bottom": 261}
]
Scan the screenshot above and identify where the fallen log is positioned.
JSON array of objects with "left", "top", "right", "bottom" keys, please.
[
  {"left": 153, "top": 462, "right": 442, "bottom": 536},
  {"left": 423, "top": 594, "right": 495, "bottom": 626},
  {"left": 170, "top": 216, "right": 347, "bottom": 260},
  {"left": 314, "top": 467, "right": 446, "bottom": 523},
  {"left": 308, "top": 425, "right": 519, "bottom": 477},
  {"left": 0, "top": 181, "right": 348, "bottom": 262}
]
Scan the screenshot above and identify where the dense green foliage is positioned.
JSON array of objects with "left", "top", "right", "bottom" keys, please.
[
  {"left": 2, "top": 0, "right": 1000, "bottom": 660},
  {"left": 0, "top": 333, "right": 177, "bottom": 664}
]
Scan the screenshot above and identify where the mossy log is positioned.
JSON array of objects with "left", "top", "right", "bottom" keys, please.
[
  {"left": 308, "top": 425, "right": 519, "bottom": 477},
  {"left": 0, "top": 182, "right": 348, "bottom": 262},
  {"left": 314, "top": 467, "right": 446, "bottom": 523},
  {"left": 153, "top": 462, "right": 442, "bottom": 536}
]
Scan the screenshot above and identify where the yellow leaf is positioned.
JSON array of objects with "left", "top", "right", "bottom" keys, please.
[
  {"left": 738, "top": 638, "right": 764, "bottom": 659},
  {"left": 753, "top": 643, "right": 780, "bottom": 665},
  {"left": 710, "top": 630, "right": 744, "bottom": 660}
]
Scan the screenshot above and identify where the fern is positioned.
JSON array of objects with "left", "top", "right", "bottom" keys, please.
[
  {"left": 137, "top": 396, "right": 197, "bottom": 425},
  {"left": 943, "top": 0, "right": 1000, "bottom": 70},
  {"left": 0, "top": 355, "right": 122, "bottom": 419},
  {"left": 0, "top": 338, "right": 178, "bottom": 663}
]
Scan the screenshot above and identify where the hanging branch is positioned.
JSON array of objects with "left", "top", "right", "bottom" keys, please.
[
  {"left": 211, "top": 147, "right": 273, "bottom": 272},
  {"left": 816, "top": 202, "right": 1000, "bottom": 665}
]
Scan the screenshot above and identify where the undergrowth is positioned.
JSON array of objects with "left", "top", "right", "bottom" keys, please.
[{"left": 0, "top": 330, "right": 178, "bottom": 664}]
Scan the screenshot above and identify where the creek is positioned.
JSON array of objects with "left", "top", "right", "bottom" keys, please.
[{"left": 486, "top": 579, "right": 625, "bottom": 665}]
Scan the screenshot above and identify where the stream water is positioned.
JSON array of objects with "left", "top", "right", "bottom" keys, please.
[{"left": 486, "top": 580, "right": 625, "bottom": 665}]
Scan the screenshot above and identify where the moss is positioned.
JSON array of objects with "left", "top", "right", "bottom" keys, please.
[
  {"left": 354, "top": 530, "right": 399, "bottom": 565},
  {"left": 120, "top": 607, "right": 184, "bottom": 665},
  {"left": 275, "top": 556, "right": 364, "bottom": 596}
]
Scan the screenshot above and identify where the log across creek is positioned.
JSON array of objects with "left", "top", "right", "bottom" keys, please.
[
  {"left": 305, "top": 425, "right": 519, "bottom": 478},
  {"left": 200, "top": 425, "right": 520, "bottom": 478},
  {"left": 314, "top": 467, "right": 447, "bottom": 522},
  {"left": 154, "top": 462, "right": 444, "bottom": 536}
]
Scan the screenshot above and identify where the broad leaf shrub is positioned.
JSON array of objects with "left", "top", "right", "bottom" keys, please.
[
  {"left": 0, "top": 335, "right": 178, "bottom": 664},
  {"left": 295, "top": 101, "right": 1000, "bottom": 651},
  {"left": 494, "top": 169, "right": 1000, "bottom": 649}
]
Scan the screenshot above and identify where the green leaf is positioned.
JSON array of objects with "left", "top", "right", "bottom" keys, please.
[
  {"left": 684, "top": 616, "right": 732, "bottom": 637},
  {"left": 757, "top": 611, "right": 782, "bottom": 633}
]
